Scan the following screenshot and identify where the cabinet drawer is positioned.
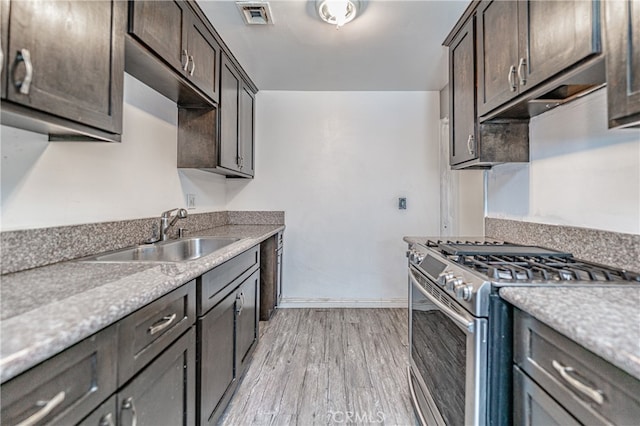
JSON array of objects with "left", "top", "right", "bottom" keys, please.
[
  {"left": 198, "top": 246, "right": 259, "bottom": 315},
  {"left": 513, "top": 365, "right": 580, "bottom": 426},
  {"left": 514, "top": 309, "right": 640, "bottom": 425},
  {"left": 118, "top": 281, "right": 196, "bottom": 385},
  {"left": 0, "top": 325, "right": 118, "bottom": 425}
]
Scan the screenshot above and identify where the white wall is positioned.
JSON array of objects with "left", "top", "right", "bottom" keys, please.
[
  {"left": 486, "top": 89, "right": 640, "bottom": 234},
  {"left": 0, "top": 74, "right": 227, "bottom": 231},
  {"left": 226, "top": 91, "right": 441, "bottom": 306}
]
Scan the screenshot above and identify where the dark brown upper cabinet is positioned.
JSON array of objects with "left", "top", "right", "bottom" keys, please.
[
  {"left": 1, "top": 0, "right": 8, "bottom": 100},
  {"left": 476, "top": 0, "right": 602, "bottom": 120},
  {"left": 219, "top": 52, "right": 255, "bottom": 178},
  {"left": 1, "top": 0, "right": 124, "bottom": 142},
  {"left": 127, "top": 0, "right": 220, "bottom": 106},
  {"left": 450, "top": 18, "right": 478, "bottom": 166},
  {"left": 604, "top": 0, "right": 640, "bottom": 129},
  {"left": 448, "top": 13, "right": 529, "bottom": 169}
]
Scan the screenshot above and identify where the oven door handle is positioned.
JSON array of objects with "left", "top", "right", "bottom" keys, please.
[{"left": 409, "top": 268, "right": 475, "bottom": 333}]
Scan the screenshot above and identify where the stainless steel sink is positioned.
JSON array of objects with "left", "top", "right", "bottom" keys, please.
[{"left": 81, "top": 237, "right": 241, "bottom": 262}]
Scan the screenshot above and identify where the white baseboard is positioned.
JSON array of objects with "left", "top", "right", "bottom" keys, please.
[{"left": 278, "top": 298, "right": 407, "bottom": 309}]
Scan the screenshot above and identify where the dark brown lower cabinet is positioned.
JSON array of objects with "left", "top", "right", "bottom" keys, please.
[
  {"left": 198, "top": 287, "right": 236, "bottom": 425},
  {"left": 260, "top": 232, "right": 284, "bottom": 321},
  {"left": 236, "top": 270, "right": 259, "bottom": 370},
  {"left": 0, "top": 326, "right": 118, "bottom": 425},
  {"left": 118, "top": 328, "right": 196, "bottom": 426},
  {"left": 198, "top": 268, "right": 260, "bottom": 426}
]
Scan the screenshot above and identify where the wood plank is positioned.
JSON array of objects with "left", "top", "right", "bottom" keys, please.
[{"left": 219, "top": 308, "right": 416, "bottom": 426}]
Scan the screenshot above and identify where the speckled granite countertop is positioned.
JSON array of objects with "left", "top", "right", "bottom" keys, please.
[
  {"left": 500, "top": 287, "right": 640, "bottom": 380},
  {"left": 0, "top": 224, "right": 283, "bottom": 383}
]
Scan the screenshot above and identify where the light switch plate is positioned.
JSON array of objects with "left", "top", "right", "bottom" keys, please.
[{"left": 398, "top": 197, "right": 407, "bottom": 210}]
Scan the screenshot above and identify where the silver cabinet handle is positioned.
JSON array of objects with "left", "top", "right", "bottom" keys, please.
[
  {"left": 15, "top": 390, "right": 65, "bottom": 426},
  {"left": 517, "top": 57, "right": 527, "bottom": 86},
  {"left": 552, "top": 360, "right": 604, "bottom": 405},
  {"left": 508, "top": 65, "right": 517, "bottom": 92},
  {"left": 121, "top": 397, "right": 138, "bottom": 426},
  {"left": 99, "top": 412, "right": 115, "bottom": 426},
  {"left": 14, "top": 48, "right": 33, "bottom": 95},
  {"left": 236, "top": 291, "right": 245, "bottom": 315},
  {"left": 148, "top": 313, "right": 177, "bottom": 335},
  {"left": 467, "top": 134, "right": 475, "bottom": 155},
  {"left": 1, "top": 46, "right": 4, "bottom": 74},
  {"left": 188, "top": 55, "right": 195, "bottom": 76},
  {"left": 181, "top": 49, "right": 189, "bottom": 71}
]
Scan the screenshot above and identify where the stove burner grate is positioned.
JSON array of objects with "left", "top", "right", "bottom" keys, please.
[{"left": 456, "top": 254, "right": 640, "bottom": 283}]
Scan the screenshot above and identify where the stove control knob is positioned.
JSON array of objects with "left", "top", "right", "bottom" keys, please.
[
  {"left": 445, "top": 276, "right": 462, "bottom": 292},
  {"left": 454, "top": 282, "right": 473, "bottom": 301},
  {"left": 405, "top": 249, "right": 413, "bottom": 260},
  {"left": 437, "top": 271, "right": 454, "bottom": 286},
  {"left": 414, "top": 251, "right": 425, "bottom": 263}
]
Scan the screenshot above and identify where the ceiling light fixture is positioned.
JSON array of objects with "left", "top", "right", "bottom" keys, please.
[{"left": 316, "top": 0, "right": 361, "bottom": 29}]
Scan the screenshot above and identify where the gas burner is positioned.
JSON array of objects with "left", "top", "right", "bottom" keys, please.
[{"left": 453, "top": 254, "right": 640, "bottom": 283}]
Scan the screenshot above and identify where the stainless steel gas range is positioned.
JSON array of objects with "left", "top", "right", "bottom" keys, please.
[{"left": 406, "top": 238, "right": 640, "bottom": 426}]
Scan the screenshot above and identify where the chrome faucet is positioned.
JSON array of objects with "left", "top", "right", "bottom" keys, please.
[{"left": 160, "top": 208, "right": 188, "bottom": 241}]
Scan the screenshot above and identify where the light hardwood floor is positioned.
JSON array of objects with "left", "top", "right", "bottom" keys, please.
[{"left": 220, "top": 308, "right": 417, "bottom": 426}]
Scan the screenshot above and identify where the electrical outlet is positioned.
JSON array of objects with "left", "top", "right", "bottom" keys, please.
[
  {"left": 187, "top": 193, "right": 196, "bottom": 209},
  {"left": 399, "top": 197, "right": 407, "bottom": 210}
]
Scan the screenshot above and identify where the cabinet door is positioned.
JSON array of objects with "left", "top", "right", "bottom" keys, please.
[
  {"left": 185, "top": 11, "right": 220, "bottom": 103},
  {"left": 239, "top": 84, "right": 255, "bottom": 176},
  {"left": 1, "top": 0, "right": 8, "bottom": 99},
  {"left": 129, "top": 0, "right": 188, "bottom": 75},
  {"left": 514, "top": 366, "right": 581, "bottom": 426},
  {"left": 118, "top": 328, "right": 195, "bottom": 426},
  {"left": 519, "top": 0, "right": 600, "bottom": 91},
  {"left": 476, "top": 0, "right": 520, "bottom": 116},
  {"left": 449, "top": 18, "right": 477, "bottom": 166},
  {"left": 198, "top": 290, "right": 237, "bottom": 425},
  {"left": 605, "top": 0, "right": 640, "bottom": 128},
  {"left": 220, "top": 53, "right": 241, "bottom": 172},
  {"left": 236, "top": 269, "right": 259, "bottom": 371},
  {"left": 6, "top": 0, "right": 123, "bottom": 133}
]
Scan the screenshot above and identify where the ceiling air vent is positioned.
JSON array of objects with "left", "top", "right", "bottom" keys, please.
[{"left": 236, "top": 2, "right": 274, "bottom": 25}]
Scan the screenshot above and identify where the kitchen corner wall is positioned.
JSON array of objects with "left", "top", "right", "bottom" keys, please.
[
  {"left": 0, "top": 74, "right": 227, "bottom": 231},
  {"left": 486, "top": 88, "right": 640, "bottom": 235},
  {"left": 226, "top": 91, "right": 441, "bottom": 307}
]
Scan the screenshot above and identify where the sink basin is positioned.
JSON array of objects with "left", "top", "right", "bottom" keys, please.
[{"left": 82, "top": 237, "right": 241, "bottom": 262}]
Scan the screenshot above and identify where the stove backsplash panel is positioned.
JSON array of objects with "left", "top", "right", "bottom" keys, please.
[{"left": 485, "top": 218, "right": 640, "bottom": 273}]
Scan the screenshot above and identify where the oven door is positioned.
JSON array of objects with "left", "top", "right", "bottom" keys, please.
[{"left": 409, "top": 266, "right": 488, "bottom": 426}]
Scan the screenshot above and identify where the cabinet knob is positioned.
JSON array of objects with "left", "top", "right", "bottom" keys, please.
[
  {"left": 121, "top": 397, "right": 138, "bottom": 426},
  {"left": 508, "top": 65, "right": 517, "bottom": 92},
  {"left": 13, "top": 48, "right": 33, "bottom": 95},
  {"left": 517, "top": 57, "right": 527, "bottom": 86},
  {"left": 188, "top": 55, "right": 195, "bottom": 76},
  {"left": 99, "top": 412, "right": 115, "bottom": 426},
  {"left": 467, "top": 134, "right": 475, "bottom": 156},
  {"left": 181, "top": 49, "right": 189, "bottom": 71}
]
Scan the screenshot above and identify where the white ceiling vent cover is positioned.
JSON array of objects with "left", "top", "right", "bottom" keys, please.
[{"left": 236, "top": 2, "right": 274, "bottom": 25}]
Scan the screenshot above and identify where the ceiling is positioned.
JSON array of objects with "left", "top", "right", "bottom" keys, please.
[{"left": 198, "top": 0, "right": 470, "bottom": 91}]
